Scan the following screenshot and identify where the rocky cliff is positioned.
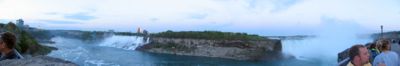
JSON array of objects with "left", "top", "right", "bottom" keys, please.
[
  {"left": 0, "top": 22, "right": 76, "bottom": 65},
  {"left": 0, "top": 22, "right": 54, "bottom": 56},
  {"left": 137, "top": 37, "right": 282, "bottom": 60}
]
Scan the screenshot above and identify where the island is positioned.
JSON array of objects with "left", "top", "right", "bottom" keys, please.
[{"left": 136, "top": 30, "right": 283, "bottom": 60}]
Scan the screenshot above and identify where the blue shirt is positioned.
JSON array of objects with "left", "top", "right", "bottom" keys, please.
[{"left": 373, "top": 51, "right": 400, "bottom": 66}]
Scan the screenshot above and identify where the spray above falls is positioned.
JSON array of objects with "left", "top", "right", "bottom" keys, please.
[{"left": 99, "top": 35, "right": 149, "bottom": 50}]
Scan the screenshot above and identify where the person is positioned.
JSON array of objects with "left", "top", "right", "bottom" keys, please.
[
  {"left": 348, "top": 44, "right": 372, "bottom": 66},
  {"left": 398, "top": 39, "right": 400, "bottom": 45},
  {"left": 373, "top": 40, "right": 400, "bottom": 66},
  {"left": 368, "top": 43, "right": 380, "bottom": 62},
  {"left": 0, "top": 32, "right": 23, "bottom": 61}
]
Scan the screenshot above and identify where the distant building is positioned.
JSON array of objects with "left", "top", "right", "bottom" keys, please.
[
  {"left": 143, "top": 30, "right": 148, "bottom": 35},
  {"left": 108, "top": 30, "right": 115, "bottom": 33},
  {"left": 137, "top": 27, "right": 141, "bottom": 33},
  {"left": 16, "top": 19, "right": 24, "bottom": 28},
  {"left": 108, "top": 29, "right": 115, "bottom": 35}
]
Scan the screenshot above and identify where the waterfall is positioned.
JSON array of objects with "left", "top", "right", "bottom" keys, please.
[{"left": 98, "top": 35, "right": 148, "bottom": 50}]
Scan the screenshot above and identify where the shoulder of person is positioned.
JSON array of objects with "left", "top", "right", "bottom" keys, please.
[
  {"left": 389, "top": 51, "right": 399, "bottom": 55},
  {"left": 373, "top": 54, "right": 384, "bottom": 62}
]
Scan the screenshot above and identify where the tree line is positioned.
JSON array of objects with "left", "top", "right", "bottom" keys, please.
[{"left": 151, "top": 30, "right": 266, "bottom": 40}]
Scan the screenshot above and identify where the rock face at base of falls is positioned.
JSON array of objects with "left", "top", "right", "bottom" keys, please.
[
  {"left": 136, "top": 37, "right": 282, "bottom": 60},
  {"left": 0, "top": 56, "right": 77, "bottom": 66}
]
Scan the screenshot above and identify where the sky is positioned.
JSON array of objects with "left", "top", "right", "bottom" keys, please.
[{"left": 0, "top": 0, "right": 399, "bottom": 36}]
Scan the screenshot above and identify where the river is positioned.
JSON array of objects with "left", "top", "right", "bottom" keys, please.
[{"left": 45, "top": 35, "right": 372, "bottom": 66}]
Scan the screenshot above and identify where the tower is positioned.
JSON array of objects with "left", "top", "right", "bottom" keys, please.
[
  {"left": 16, "top": 19, "right": 24, "bottom": 28},
  {"left": 380, "top": 25, "right": 383, "bottom": 39}
]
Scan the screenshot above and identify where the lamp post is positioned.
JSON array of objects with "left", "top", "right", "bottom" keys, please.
[{"left": 381, "top": 25, "right": 383, "bottom": 39}]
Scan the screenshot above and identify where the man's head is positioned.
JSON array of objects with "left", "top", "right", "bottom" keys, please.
[
  {"left": 0, "top": 32, "right": 16, "bottom": 50},
  {"left": 349, "top": 44, "right": 370, "bottom": 65}
]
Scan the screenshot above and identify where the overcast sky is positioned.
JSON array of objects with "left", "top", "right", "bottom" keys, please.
[{"left": 0, "top": 0, "right": 399, "bottom": 36}]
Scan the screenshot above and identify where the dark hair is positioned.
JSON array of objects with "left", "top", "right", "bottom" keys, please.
[
  {"left": 370, "top": 42, "right": 377, "bottom": 49},
  {"left": 349, "top": 44, "right": 366, "bottom": 61},
  {"left": 0, "top": 32, "right": 16, "bottom": 49}
]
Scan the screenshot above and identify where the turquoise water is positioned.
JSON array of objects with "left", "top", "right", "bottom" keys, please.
[{"left": 46, "top": 35, "right": 371, "bottom": 66}]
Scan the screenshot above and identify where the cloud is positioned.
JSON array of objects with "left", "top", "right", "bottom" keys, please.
[
  {"left": 188, "top": 13, "right": 208, "bottom": 20},
  {"left": 0, "top": 0, "right": 399, "bottom": 35},
  {"left": 64, "top": 12, "right": 96, "bottom": 21},
  {"left": 246, "top": 0, "right": 302, "bottom": 12},
  {"left": 149, "top": 18, "right": 159, "bottom": 22},
  {"left": 44, "top": 12, "right": 59, "bottom": 15},
  {"left": 270, "top": 0, "right": 302, "bottom": 12},
  {"left": 40, "top": 20, "right": 81, "bottom": 24}
]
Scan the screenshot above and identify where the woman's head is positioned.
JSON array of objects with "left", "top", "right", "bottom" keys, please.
[
  {"left": 0, "top": 32, "right": 16, "bottom": 50},
  {"left": 377, "top": 39, "right": 390, "bottom": 51}
]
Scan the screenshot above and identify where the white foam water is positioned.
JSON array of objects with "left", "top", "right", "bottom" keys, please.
[
  {"left": 98, "top": 35, "right": 148, "bottom": 50},
  {"left": 84, "top": 59, "right": 121, "bottom": 66}
]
